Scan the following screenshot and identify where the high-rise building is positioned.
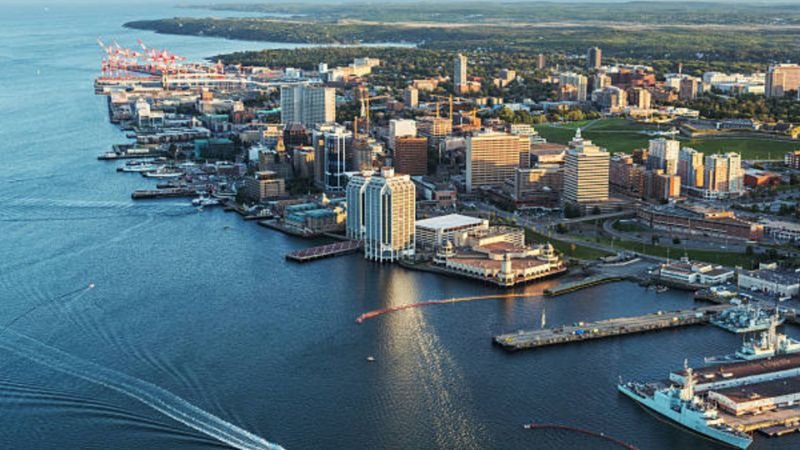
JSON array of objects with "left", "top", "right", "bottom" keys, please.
[
  {"left": 766, "top": 64, "right": 800, "bottom": 98},
  {"left": 346, "top": 167, "right": 416, "bottom": 262},
  {"left": 587, "top": 47, "right": 602, "bottom": 70},
  {"left": 454, "top": 53, "right": 468, "bottom": 93},
  {"left": 563, "top": 129, "right": 609, "bottom": 204},
  {"left": 388, "top": 119, "right": 417, "bottom": 150},
  {"left": 465, "top": 132, "right": 530, "bottom": 193},
  {"left": 417, "top": 116, "right": 452, "bottom": 148},
  {"left": 312, "top": 124, "right": 352, "bottom": 192},
  {"left": 345, "top": 171, "right": 372, "bottom": 241},
  {"left": 280, "top": 85, "right": 335, "bottom": 128},
  {"left": 592, "top": 86, "right": 627, "bottom": 111},
  {"left": 403, "top": 87, "right": 419, "bottom": 108},
  {"left": 644, "top": 170, "right": 681, "bottom": 201},
  {"left": 679, "top": 77, "right": 699, "bottom": 100},
  {"left": 704, "top": 153, "right": 744, "bottom": 196},
  {"left": 593, "top": 73, "right": 612, "bottom": 91},
  {"left": 394, "top": 137, "right": 428, "bottom": 176},
  {"left": 537, "top": 53, "right": 546, "bottom": 70},
  {"left": 678, "top": 147, "right": 704, "bottom": 189},
  {"left": 647, "top": 138, "right": 680, "bottom": 174},
  {"left": 559, "top": 72, "right": 588, "bottom": 101},
  {"left": 628, "top": 87, "right": 652, "bottom": 109}
]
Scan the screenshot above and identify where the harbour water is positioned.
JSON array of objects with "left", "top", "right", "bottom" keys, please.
[{"left": 1, "top": 3, "right": 798, "bottom": 449}]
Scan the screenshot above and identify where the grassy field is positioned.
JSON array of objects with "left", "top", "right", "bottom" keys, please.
[
  {"left": 536, "top": 119, "right": 799, "bottom": 159},
  {"left": 526, "top": 229, "right": 613, "bottom": 261},
  {"left": 588, "top": 235, "right": 758, "bottom": 268}
]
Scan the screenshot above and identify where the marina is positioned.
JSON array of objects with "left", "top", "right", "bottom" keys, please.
[{"left": 494, "top": 305, "right": 731, "bottom": 351}]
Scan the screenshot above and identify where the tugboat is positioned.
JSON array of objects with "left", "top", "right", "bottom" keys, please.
[
  {"left": 704, "top": 315, "right": 800, "bottom": 364},
  {"left": 618, "top": 362, "right": 753, "bottom": 449}
]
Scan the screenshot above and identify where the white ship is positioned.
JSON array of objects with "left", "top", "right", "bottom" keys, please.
[
  {"left": 710, "top": 305, "right": 784, "bottom": 334},
  {"left": 618, "top": 363, "right": 752, "bottom": 449},
  {"left": 192, "top": 195, "right": 220, "bottom": 207},
  {"left": 118, "top": 163, "right": 159, "bottom": 173},
  {"left": 705, "top": 316, "right": 800, "bottom": 364},
  {"left": 142, "top": 167, "right": 183, "bottom": 179}
]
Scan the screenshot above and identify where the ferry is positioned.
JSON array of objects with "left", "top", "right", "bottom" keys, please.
[
  {"left": 619, "top": 364, "right": 752, "bottom": 449},
  {"left": 118, "top": 162, "right": 159, "bottom": 173},
  {"left": 705, "top": 317, "right": 800, "bottom": 364},
  {"left": 710, "top": 305, "right": 784, "bottom": 334},
  {"left": 142, "top": 167, "right": 183, "bottom": 179}
]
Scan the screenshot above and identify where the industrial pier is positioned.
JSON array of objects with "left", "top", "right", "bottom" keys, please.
[{"left": 494, "top": 304, "right": 731, "bottom": 351}]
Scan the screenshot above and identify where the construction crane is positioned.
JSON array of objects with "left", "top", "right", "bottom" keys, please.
[
  {"left": 430, "top": 94, "right": 454, "bottom": 120},
  {"left": 355, "top": 85, "right": 391, "bottom": 137}
]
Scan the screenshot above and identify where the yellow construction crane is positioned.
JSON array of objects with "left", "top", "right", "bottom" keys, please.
[
  {"left": 430, "top": 94, "right": 453, "bottom": 120},
  {"left": 355, "top": 86, "right": 391, "bottom": 136}
]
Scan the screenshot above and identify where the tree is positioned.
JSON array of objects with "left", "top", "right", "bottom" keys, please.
[
  {"left": 672, "top": 237, "right": 681, "bottom": 245},
  {"left": 745, "top": 245, "right": 754, "bottom": 256},
  {"left": 591, "top": 206, "right": 602, "bottom": 215},
  {"left": 651, "top": 235, "right": 660, "bottom": 245}
]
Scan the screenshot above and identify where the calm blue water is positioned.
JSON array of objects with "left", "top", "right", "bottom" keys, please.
[{"left": 0, "top": 4, "right": 797, "bottom": 449}]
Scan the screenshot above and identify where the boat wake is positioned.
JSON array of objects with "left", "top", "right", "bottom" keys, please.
[{"left": 0, "top": 329, "right": 284, "bottom": 450}]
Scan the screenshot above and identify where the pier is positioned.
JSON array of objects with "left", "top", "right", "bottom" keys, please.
[
  {"left": 131, "top": 188, "right": 196, "bottom": 199},
  {"left": 543, "top": 274, "right": 622, "bottom": 296},
  {"left": 494, "top": 305, "right": 731, "bottom": 351},
  {"left": 285, "top": 240, "right": 361, "bottom": 262}
]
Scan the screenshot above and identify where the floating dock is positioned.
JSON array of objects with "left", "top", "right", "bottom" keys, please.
[
  {"left": 494, "top": 305, "right": 731, "bottom": 351},
  {"left": 285, "top": 240, "right": 361, "bottom": 262},
  {"left": 543, "top": 274, "right": 622, "bottom": 296}
]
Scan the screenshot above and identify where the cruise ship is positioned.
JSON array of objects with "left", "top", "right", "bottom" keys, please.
[
  {"left": 618, "top": 363, "right": 753, "bottom": 449},
  {"left": 710, "top": 305, "right": 784, "bottom": 333},
  {"left": 705, "top": 316, "right": 800, "bottom": 364}
]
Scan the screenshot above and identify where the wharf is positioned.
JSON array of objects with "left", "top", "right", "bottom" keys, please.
[
  {"left": 494, "top": 304, "right": 731, "bottom": 351},
  {"left": 543, "top": 274, "right": 622, "bottom": 296},
  {"left": 131, "top": 188, "right": 196, "bottom": 200},
  {"left": 720, "top": 407, "right": 800, "bottom": 434},
  {"left": 285, "top": 240, "right": 362, "bottom": 262}
]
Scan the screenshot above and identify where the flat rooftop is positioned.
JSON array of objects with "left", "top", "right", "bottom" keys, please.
[
  {"left": 674, "top": 353, "right": 800, "bottom": 384},
  {"left": 416, "top": 214, "right": 485, "bottom": 231},
  {"left": 714, "top": 376, "right": 800, "bottom": 404}
]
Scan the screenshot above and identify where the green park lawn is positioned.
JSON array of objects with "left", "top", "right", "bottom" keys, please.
[{"left": 536, "top": 118, "right": 799, "bottom": 159}]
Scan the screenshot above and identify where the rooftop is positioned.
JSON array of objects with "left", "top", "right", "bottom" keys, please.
[
  {"left": 674, "top": 353, "right": 800, "bottom": 384},
  {"left": 416, "top": 214, "right": 486, "bottom": 231},
  {"left": 740, "top": 269, "right": 800, "bottom": 286},
  {"left": 713, "top": 376, "right": 800, "bottom": 404}
]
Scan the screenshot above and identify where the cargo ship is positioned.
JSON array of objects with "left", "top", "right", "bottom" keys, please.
[{"left": 618, "top": 364, "right": 753, "bottom": 449}]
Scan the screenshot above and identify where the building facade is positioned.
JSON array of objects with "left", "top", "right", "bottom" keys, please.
[
  {"left": 361, "top": 167, "right": 416, "bottom": 262},
  {"left": 466, "top": 132, "right": 530, "bottom": 193},
  {"left": 280, "top": 85, "right": 335, "bottom": 128},
  {"left": 563, "top": 129, "right": 610, "bottom": 204}
]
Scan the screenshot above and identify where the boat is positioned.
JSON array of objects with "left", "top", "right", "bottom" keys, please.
[
  {"left": 655, "top": 286, "right": 669, "bottom": 294},
  {"left": 618, "top": 363, "right": 753, "bottom": 449},
  {"left": 142, "top": 167, "right": 183, "bottom": 179},
  {"left": 191, "top": 195, "right": 221, "bottom": 207},
  {"left": 711, "top": 305, "right": 784, "bottom": 334},
  {"left": 118, "top": 163, "right": 159, "bottom": 173},
  {"left": 366, "top": 356, "right": 376, "bottom": 362},
  {"left": 704, "top": 316, "right": 800, "bottom": 364}
]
